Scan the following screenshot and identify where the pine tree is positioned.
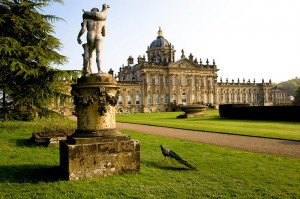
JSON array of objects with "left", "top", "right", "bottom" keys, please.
[{"left": 0, "top": 0, "right": 70, "bottom": 120}]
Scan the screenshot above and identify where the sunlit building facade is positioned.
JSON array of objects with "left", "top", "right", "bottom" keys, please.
[{"left": 116, "top": 28, "right": 273, "bottom": 113}]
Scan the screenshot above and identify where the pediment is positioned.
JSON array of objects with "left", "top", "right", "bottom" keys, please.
[{"left": 168, "top": 58, "right": 199, "bottom": 69}]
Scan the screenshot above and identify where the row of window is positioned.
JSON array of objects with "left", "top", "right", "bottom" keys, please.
[
  {"left": 218, "top": 89, "right": 260, "bottom": 94},
  {"left": 146, "top": 75, "right": 213, "bottom": 87},
  {"left": 272, "top": 93, "right": 287, "bottom": 98},
  {"left": 219, "top": 93, "right": 259, "bottom": 103},
  {"left": 118, "top": 92, "right": 213, "bottom": 105}
]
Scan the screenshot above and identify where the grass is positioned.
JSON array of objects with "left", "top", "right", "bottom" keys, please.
[
  {"left": 0, "top": 118, "right": 300, "bottom": 198},
  {"left": 116, "top": 110, "right": 300, "bottom": 141}
]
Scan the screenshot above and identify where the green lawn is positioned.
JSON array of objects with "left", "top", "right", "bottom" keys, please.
[
  {"left": 0, "top": 118, "right": 300, "bottom": 198},
  {"left": 117, "top": 110, "right": 300, "bottom": 141}
]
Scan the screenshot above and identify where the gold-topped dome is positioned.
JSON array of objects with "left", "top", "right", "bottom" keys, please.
[{"left": 149, "top": 27, "right": 171, "bottom": 49}]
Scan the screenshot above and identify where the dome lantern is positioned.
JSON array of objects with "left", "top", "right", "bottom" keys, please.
[
  {"left": 147, "top": 27, "right": 175, "bottom": 65},
  {"left": 149, "top": 27, "right": 171, "bottom": 49},
  {"left": 157, "top": 26, "right": 163, "bottom": 38}
]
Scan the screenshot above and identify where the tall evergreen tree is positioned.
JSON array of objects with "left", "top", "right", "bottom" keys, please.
[{"left": 0, "top": 0, "right": 70, "bottom": 120}]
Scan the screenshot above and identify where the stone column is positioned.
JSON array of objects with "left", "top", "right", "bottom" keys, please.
[{"left": 60, "top": 73, "right": 140, "bottom": 180}]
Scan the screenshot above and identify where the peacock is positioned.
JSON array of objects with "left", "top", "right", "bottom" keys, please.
[{"left": 160, "top": 145, "right": 196, "bottom": 169}]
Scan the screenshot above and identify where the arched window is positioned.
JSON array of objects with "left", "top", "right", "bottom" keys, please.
[
  {"left": 127, "top": 93, "right": 131, "bottom": 105},
  {"left": 164, "top": 94, "right": 168, "bottom": 104},
  {"left": 156, "top": 93, "right": 160, "bottom": 104},
  {"left": 118, "top": 95, "right": 123, "bottom": 104},
  {"left": 136, "top": 94, "right": 140, "bottom": 105},
  {"left": 147, "top": 92, "right": 152, "bottom": 104},
  {"left": 155, "top": 75, "right": 160, "bottom": 85},
  {"left": 182, "top": 93, "right": 187, "bottom": 105},
  {"left": 173, "top": 93, "right": 177, "bottom": 103}
]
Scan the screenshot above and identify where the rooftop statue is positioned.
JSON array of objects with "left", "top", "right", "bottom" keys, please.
[{"left": 77, "top": 4, "right": 110, "bottom": 75}]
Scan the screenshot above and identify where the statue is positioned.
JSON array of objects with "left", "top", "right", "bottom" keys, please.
[
  {"left": 77, "top": 4, "right": 110, "bottom": 75},
  {"left": 181, "top": 49, "right": 185, "bottom": 59}
]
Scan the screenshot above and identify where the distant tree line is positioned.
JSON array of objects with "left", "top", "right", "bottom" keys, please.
[
  {"left": 274, "top": 77, "right": 300, "bottom": 105},
  {"left": 276, "top": 77, "right": 300, "bottom": 96}
]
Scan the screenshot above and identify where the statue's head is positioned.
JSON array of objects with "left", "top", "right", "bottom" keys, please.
[
  {"left": 91, "top": 8, "right": 99, "bottom": 12},
  {"left": 102, "top": 4, "right": 110, "bottom": 10}
]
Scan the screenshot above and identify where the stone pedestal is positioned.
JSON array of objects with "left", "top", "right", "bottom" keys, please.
[{"left": 60, "top": 74, "right": 140, "bottom": 180}]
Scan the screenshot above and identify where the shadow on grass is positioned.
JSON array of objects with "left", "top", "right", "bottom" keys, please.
[
  {"left": 15, "top": 138, "right": 32, "bottom": 147},
  {"left": 142, "top": 160, "right": 190, "bottom": 171},
  {"left": 158, "top": 116, "right": 221, "bottom": 120},
  {"left": 0, "top": 165, "right": 62, "bottom": 183}
]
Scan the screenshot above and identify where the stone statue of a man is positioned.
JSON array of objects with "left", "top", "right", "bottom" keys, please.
[{"left": 77, "top": 4, "right": 110, "bottom": 75}]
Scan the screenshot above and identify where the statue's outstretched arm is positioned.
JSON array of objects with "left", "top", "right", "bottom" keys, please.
[{"left": 77, "top": 20, "right": 87, "bottom": 44}]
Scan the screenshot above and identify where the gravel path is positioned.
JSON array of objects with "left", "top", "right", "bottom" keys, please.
[{"left": 117, "top": 122, "right": 300, "bottom": 159}]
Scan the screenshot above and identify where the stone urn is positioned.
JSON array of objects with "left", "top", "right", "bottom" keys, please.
[{"left": 177, "top": 105, "right": 207, "bottom": 118}]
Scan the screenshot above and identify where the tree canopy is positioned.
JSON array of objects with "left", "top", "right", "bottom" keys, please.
[
  {"left": 276, "top": 77, "right": 300, "bottom": 96},
  {"left": 0, "top": 0, "right": 72, "bottom": 120}
]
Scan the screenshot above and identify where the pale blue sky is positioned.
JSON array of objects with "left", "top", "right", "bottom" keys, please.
[{"left": 44, "top": 0, "right": 300, "bottom": 83}]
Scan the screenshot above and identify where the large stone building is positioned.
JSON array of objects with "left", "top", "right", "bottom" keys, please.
[
  {"left": 269, "top": 88, "right": 290, "bottom": 104},
  {"left": 115, "top": 27, "right": 273, "bottom": 113}
]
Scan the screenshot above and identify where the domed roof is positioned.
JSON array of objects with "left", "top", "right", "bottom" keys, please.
[{"left": 149, "top": 27, "right": 171, "bottom": 49}]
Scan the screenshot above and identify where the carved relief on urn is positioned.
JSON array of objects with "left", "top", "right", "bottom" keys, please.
[{"left": 71, "top": 74, "right": 120, "bottom": 132}]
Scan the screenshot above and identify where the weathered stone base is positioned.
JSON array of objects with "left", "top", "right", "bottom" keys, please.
[
  {"left": 30, "top": 131, "right": 73, "bottom": 147},
  {"left": 60, "top": 134, "right": 140, "bottom": 180}
]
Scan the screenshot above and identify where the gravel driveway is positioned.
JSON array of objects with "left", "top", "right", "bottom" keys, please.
[{"left": 117, "top": 122, "right": 300, "bottom": 159}]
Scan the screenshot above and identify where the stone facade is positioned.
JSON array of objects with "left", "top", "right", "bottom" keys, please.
[
  {"left": 269, "top": 88, "right": 289, "bottom": 104},
  {"left": 115, "top": 28, "right": 273, "bottom": 113},
  {"left": 217, "top": 78, "right": 273, "bottom": 106}
]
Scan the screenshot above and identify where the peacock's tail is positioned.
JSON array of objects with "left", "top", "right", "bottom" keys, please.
[{"left": 169, "top": 150, "right": 196, "bottom": 170}]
